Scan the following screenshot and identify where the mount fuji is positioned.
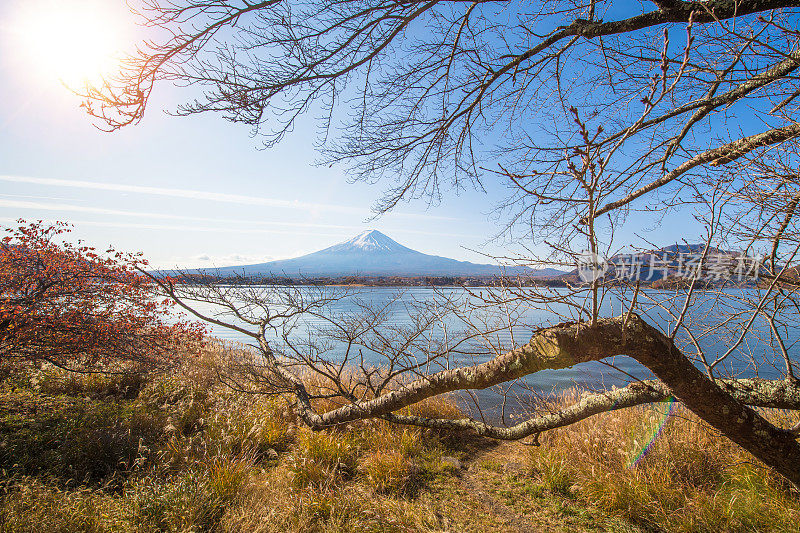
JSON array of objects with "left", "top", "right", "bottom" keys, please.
[{"left": 200, "top": 230, "right": 563, "bottom": 278}]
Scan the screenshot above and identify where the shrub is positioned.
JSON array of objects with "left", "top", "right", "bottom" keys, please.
[
  {"left": 288, "top": 430, "right": 358, "bottom": 489},
  {"left": 33, "top": 364, "right": 149, "bottom": 400},
  {"left": 0, "top": 389, "right": 164, "bottom": 485},
  {"left": 0, "top": 220, "right": 203, "bottom": 372},
  {"left": 359, "top": 450, "right": 420, "bottom": 496}
]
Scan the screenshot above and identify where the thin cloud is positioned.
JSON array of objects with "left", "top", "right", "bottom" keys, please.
[
  {"left": 0, "top": 193, "right": 77, "bottom": 202},
  {"left": 0, "top": 198, "right": 357, "bottom": 228},
  {"left": 0, "top": 199, "right": 474, "bottom": 239},
  {"left": 0, "top": 174, "right": 457, "bottom": 221},
  {"left": 0, "top": 215, "right": 352, "bottom": 238},
  {"left": 170, "top": 253, "right": 279, "bottom": 269}
]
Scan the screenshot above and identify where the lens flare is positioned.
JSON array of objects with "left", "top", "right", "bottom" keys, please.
[{"left": 627, "top": 397, "right": 676, "bottom": 468}]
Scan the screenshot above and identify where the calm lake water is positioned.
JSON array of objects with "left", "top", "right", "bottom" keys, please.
[{"left": 176, "top": 286, "right": 797, "bottom": 415}]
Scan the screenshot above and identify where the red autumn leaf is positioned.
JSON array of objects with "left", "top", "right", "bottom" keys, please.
[{"left": 0, "top": 220, "right": 205, "bottom": 372}]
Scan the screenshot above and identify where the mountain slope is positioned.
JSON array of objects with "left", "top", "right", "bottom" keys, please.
[{"left": 200, "top": 230, "right": 562, "bottom": 278}]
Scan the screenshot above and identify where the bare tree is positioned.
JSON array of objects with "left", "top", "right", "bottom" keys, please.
[{"left": 94, "top": 1, "right": 800, "bottom": 485}]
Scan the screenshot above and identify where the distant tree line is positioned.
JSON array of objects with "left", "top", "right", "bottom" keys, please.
[{"left": 167, "top": 273, "right": 572, "bottom": 287}]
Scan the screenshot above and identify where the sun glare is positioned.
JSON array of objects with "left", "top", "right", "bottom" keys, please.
[{"left": 13, "top": 1, "right": 128, "bottom": 88}]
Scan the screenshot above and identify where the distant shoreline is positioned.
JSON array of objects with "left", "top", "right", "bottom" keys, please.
[
  {"left": 162, "top": 273, "right": 755, "bottom": 289},
  {"left": 163, "top": 273, "right": 573, "bottom": 287}
]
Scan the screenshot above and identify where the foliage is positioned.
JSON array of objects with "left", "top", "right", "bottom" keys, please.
[
  {"left": 0, "top": 220, "right": 203, "bottom": 371},
  {"left": 0, "top": 386, "right": 165, "bottom": 484}
]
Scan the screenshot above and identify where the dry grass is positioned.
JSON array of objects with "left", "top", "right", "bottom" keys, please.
[
  {"left": 359, "top": 450, "right": 421, "bottom": 496},
  {"left": 527, "top": 390, "right": 800, "bottom": 532},
  {"left": 1, "top": 347, "right": 798, "bottom": 532},
  {"left": 0, "top": 344, "right": 461, "bottom": 532}
]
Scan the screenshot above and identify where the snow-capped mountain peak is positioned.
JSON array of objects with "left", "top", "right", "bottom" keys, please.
[
  {"left": 328, "top": 230, "right": 410, "bottom": 253},
  {"left": 180, "top": 230, "right": 565, "bottom": 278}
]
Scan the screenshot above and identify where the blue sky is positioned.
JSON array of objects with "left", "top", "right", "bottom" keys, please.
[
  {"left": 0, "top": 0, "right": 511, "bottom": 268},
  {"left": 0, "top": 0, "right": 700, "bottom": 269}
]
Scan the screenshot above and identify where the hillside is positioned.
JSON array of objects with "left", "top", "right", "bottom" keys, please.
[{"left": 193, "top": 230, "right": 564, "bottom": 278}]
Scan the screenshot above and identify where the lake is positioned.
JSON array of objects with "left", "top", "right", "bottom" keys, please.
[{"left": 174, "top": 286, "right": 797, "bottom": 416}]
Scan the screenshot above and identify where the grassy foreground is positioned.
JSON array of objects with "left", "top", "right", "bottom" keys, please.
[{"left": 0, "top": 345, "right": 798, "bottom": 532}]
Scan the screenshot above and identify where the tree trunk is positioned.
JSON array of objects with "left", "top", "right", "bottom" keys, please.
[
  {"left": 303, "top": 314, "right": 800, "bottom": 486},
  {"left": 627, "top": 317, "right": 800, "bottom": 487}
]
